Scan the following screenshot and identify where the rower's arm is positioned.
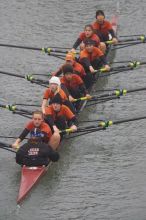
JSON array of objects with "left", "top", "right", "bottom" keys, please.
[
  {"left": 72, "top": 38, "right": 82, "bottom": 49},
  {"left": 68, "top": 116, "right": 78, "bottom": 132},
  {"left": 12, "top": 128, "right": 29, "bottom": 149},
  {"left": 99, "top": 55, "right": 108, "bottom": 65},
  {"left": 53, "top": 68, "right": 62, "bottom": 77},
  {"left": 79, "top": 83, "right": 88, "bottom": 96},
  {"left": 99, "top": 55, "right": 110, "bottom": 71},
  {"left": 45, "top": 115, "right": 55, "bottom": 127},
  {"left": 42, "top": 99, "right": 48, "bottom": 114},
  {"left": 68, "top": 116, "right": 77, "bottom": 127},
  {"left": 45, "top": 115, "right": 60, "bottom": 133},
  {"left": 80, "top": 57, "right": 91, "bottom": 70},
  {"left": 109, "top": 29, "right": 116, "bottom": 39},
  {"left": 19, "top": 128, "right": 30, "bottom": 141},
  {"left": 61, "top": 84, "right": 70, "bottom": 97}
]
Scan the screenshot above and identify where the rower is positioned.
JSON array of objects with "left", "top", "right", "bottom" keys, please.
[
  {"left": 79, "top": 39, "right": 110, "bottom": 74},
  {"left": 92, "top": 10, "right": 118, "bottom": 44},
  {"left": 52, "top": 53, "right": 86, "bottom": 81},
  {"left": 42, "top": 76, "right": 75, "bottom": 114},
  {"left": 60, "top": 64, "right": 90, "bottom": 102},
  {"left": 45, "top": 94, "right": 77, "bottom": 135},
  {"left": 71, "top": 24, "right": 106, "bottom": 53},
  {"left": 12, "top": 111, "right": 60, "bottom": 166}
]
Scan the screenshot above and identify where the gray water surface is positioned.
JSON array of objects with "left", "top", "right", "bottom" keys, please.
[{"left": 0, "top": 0, "right": 146, "bottom": 219}]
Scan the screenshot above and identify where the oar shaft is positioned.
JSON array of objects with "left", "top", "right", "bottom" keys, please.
[
  {"left": 113, "top": 116, "right": 146, "bottom": 125},
  {"left": 67, "top": 116, "right": 146, "bottom": 138},
  {"left": 0, "top": 146, "right": 16, "bottom": 153},
  {"left": 0, "top": 71, "right": 24, "bottom": 79},
  {"left": 0, "top": 43, "right": 72, "bottom": 50},
  {"left": 0, "top": 141, "right": 16, "bottom": 153},
  {"left": 0, "top": 71, "right": 48, "bottom": 86},
  {"left": 0, "top": 44, "right": 42, "bottom": 51},
  {"left": 92, "top": 87, "right": 146, "bottom": 99}
]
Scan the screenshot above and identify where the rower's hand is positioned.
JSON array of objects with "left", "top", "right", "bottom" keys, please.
[
  {"left": 86, "top": 94, "right": 92, "bottom": 100},
  {"left": 12, "top": 143, "right": 19, "bottom": 150},
  {"left": 53, "top": 125, "right": 60, "bottom": 133},
  {"left": 70, "top": 48, "right": 76, "bottom": 53},
  {"left": 42, "top": 108, "right": 46, "bottom": 115},
  {"left": 69, "top": 95, "right": 75, "bottom": 102},
  {"left": 104, "top": 65, "right": 110, "bottom": 71},
  {"left": 89, "top": 66, "right": 96, "bottom": 74},
  {"left": 80, "top": 42, "right": 85, "bottom": 51},
  {"left": 51, "top": 72, "right": 56, "bottom": 76},
  {"left": 70, "top": 125, "right": 77, "bottom": 132},
  {"left": 112, "top": 37, "right": 118, "bottom": 44}
]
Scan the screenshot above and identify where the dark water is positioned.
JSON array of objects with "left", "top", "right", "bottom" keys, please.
[{"left": 0, "top": 0, "right": 146, "bottom": 219}]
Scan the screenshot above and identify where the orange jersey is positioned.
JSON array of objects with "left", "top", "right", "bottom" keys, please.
[
  {"left": 61, "top": 74, "right": 84, "bottom": 90},
  {"left": 26, "top": 121, "right": 52, "bottom": 141},
  {"left": 43, "top": 88, "right": 68, "bottom": 102},
  {"left": 79, "top": 32, "right": 100, "bottom": 47},
  {"left": 73, "top": 61, "right": 86, "bottom": 77},
  {"left": 79, "top": 47, "right": 104, "bottom": 62},
  {"left": 45, "top": 104, "right": 75, "bottom": 121},
  {"left": 92, "top": 20, "right": 113, "bottom": 38}
]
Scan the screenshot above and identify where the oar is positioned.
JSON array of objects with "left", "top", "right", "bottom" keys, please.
[
  {"left": 14, "top": 103, "right": 40, "bottom": 107},
  {"left": 72, "top": 86, "right": 146, "bottom": 103},
  {"left": 0, "top": 71, "right": 48, "bottom": 87},
  {"left": 0, "top": 43, "right": 72, "bottom": 51},
  {"left": 91, "top": 61, "right": 144, "bottom": 78},
  {"left": 0, "top": 135, "right": 28, "bottom": 139},
  {"left": 65, "top": 115, "right": 146, "bottom": 138},
  {"left": 0, "top": 43, "right": 78, "bottom": 55},
  {"left": 47, "top": 53, "right": 66, "bottom": 60},
  {"left": 0, "top": 104, "right": 33, "bottom": 115},
  {"left": 96, "top": 61, "right": 146, "bottom": 75},
  {"left": 97, "top": 66, "right": 140, "bottom": 78},
  {"left": 85, "top": 87, "right": 146, "bottom": 107},
  {"left": 111, "top": 41, "right": 145, "bottom": 50},
  {"left": 119, "top": 34, "right": 143, "bottom": 38},
  {"left": 111, "top": 60, "right": 131, "bottom": 64},
  {"left": 90, "top": 86, "right": 146, "bottom": 99},
  {"left": 0, "top": 141, "right": 16, "bottom": 153},
  {"left": 106, "top": 35, "right": 146, "bottom": 44}
]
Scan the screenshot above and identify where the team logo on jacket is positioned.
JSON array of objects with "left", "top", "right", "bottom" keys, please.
[
  {"left": 30, "top": 128, "right": 44, "bottom": 138},
  {"left": 28, "top": 148, "right": 39, "bottom": 156}
]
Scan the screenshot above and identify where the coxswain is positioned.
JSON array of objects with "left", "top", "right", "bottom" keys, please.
[
  {"left": 92, "top": 10, "right": 118, "bottom": 44},
  {"left": 71, "top": 24, "right": 106, "bottom": 53},
  {"left": 79, "top": 39, "right": 110, "bottom": 74},
  {"left": 12, "top": 111, "right": 60, "bottom": 166},
  {"left": 45, "top": 94, "right": 77, "bottom": 135},
  {"left": 42, "top": 76, "right": 75, "bottom": 114},
  {"left": 52, "top": 53, "right": 86, "bottom": 81}
]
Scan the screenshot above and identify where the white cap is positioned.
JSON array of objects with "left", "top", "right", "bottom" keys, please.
[{"left": 49, "top": 76, "right": 61, "bottom": 86}]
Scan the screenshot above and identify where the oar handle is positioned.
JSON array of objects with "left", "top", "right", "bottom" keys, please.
[
  {"left": 106, "top": 35, "right": 146, "bottom": 44},
  {"left": 59, "top": 128, "right": 74, "bottom": 134}
]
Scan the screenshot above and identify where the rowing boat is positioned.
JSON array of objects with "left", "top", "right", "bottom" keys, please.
[{"left": 17, "top": 13, "right": 119, "bottom": 204}]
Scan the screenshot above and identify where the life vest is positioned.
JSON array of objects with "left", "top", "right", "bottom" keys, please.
[
  {"left": 61, "top": 74, "right": 84, "bottom": 90},
  {"left": 79, "top": 32, "right": 100, "bottom": 47},
  {"left": 79, "top": 47, "right": 103, "bottom": 62},
  {"left": 45, "top": 104, "right": 75, "bottom": 122},
  {"left": 26, "top": 121, "right": 52, "bottom": 143},
  {"left": 43, "top": 88, "right": 68, "bottom": 102}
]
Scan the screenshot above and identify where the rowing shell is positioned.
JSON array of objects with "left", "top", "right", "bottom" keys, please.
[
  {"left": 16, "top": 14, "right": 119, "bottom": 204},
  {"left": 17, "top": 166, "right": 49, "bottom": 203}
]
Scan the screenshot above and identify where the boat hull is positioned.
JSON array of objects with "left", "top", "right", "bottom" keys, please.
[{"left": 17, "top": 165, "right": 49, "bottom": 204}]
